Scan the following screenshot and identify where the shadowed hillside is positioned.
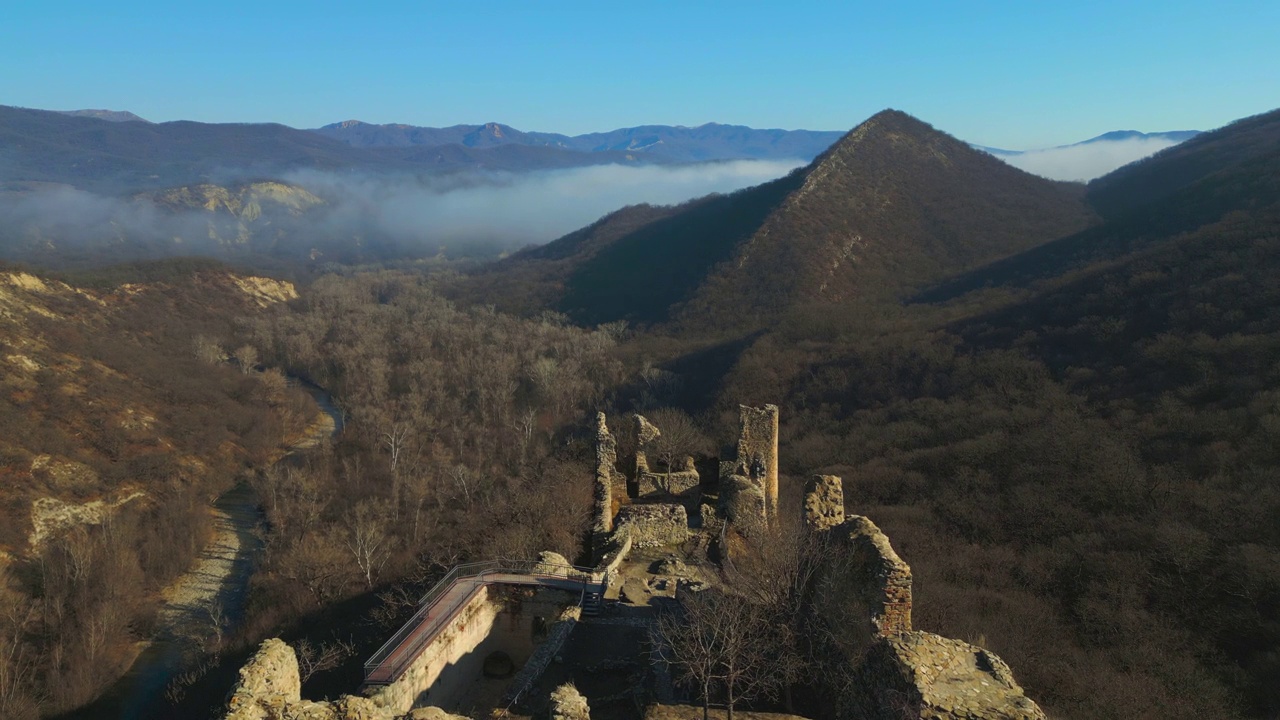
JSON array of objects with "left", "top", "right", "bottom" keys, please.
[
  {"left": 461, "top": 109, "right": 1097, "bottom": 330},
  {"left": 917, "top": 107, "right": 1280, "bottom": 303}
]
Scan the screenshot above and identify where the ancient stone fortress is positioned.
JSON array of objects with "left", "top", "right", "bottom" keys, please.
[{"left": 224, "top": 405, "right": 1045, "bottom": 720}]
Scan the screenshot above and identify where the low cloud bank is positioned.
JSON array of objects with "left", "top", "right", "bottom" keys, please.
[
  {"left": 282, "top": 158, "right": 803, "bottom": 248},
  {"left": 0, "top": 159, "right": 803, "bottom": 265},
  {"left": 995, "top": 137, "right": 1183, "bottom": 182}
]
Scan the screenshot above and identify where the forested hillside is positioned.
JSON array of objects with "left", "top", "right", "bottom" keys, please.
[
  {"left": 682, "top": 108, "right": 1280, "bottom": 718},
  {"left": 0, "top": 260, "right": 317, "bottom": 716},
  {"left": 463, "top": 110, "right": 1097, "bottom": 329}
]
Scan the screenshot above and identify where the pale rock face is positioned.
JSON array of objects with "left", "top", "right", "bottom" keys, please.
[
  {"left": 225, "top": 638, "right": 301, "bottom": 720},
  {"left": 874, "top": 631, "right": 1047, "bottom": 720},
  {"left": 28, "top": 488, "right": 146, "bottom": 550},
  {"left": 231, "top": 276, "right": 300, "bottom": 308},
  {"left": 550, "top": 683, "right": 591, "bottom": 720},
  {"left": 634, "top": 414, "right": 661, "bottom": 446},
  {"left": 222, "top": 639, "right": 474, "bottom": 720},
  {"left": 535, "top": 550, "right": 575, "bottom": 576},
  {"left": 803, "top": 474, "right": 845, "bottom": 531}
]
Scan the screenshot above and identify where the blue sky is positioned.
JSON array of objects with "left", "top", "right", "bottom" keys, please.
[{"left": 3, "top": 0, "right": 1277, "bottom": 148}]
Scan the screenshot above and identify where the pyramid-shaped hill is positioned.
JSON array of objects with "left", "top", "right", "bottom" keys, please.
[
  {"left": 465, "top": 110, "right": 1097, "bottom": 328},
  {"left": 676, "top": 110, "right": 1098, "bottom": 327}
]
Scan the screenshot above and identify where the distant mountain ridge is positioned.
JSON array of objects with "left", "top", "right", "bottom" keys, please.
[
  {"left": 976, "top": 129, "right": 1201, "bottom": 157},
  {"left": 0, "top": 105, "right": 655, "bottom": 192},
  {"left": 55, "top": 108, "right": 151, "bottom": 123},
  {"left": 312, "top": 119, "right": 847, "bottom": 162}
]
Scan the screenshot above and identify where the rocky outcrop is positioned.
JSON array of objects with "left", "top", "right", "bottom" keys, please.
[
  {"left": 223, "top": 639, "right": 474, "bottom": 720},
  {"left": 803, "top": 474, "right": 845, "bottom": 531},
  {"left": 534, "top": 550, "right": 575, "bottom": 577},
  {"left": 860, "top": 632, "right": 1046, "bottom": 720},
  {"left": 27, "top": 487, "right": 147, "bottom": 549},
  {"left": 225, "top": 638, "right": 301, "bottom": 720},
  {"left": 549, "top": 683, "right": 591, "bottom": 720}
]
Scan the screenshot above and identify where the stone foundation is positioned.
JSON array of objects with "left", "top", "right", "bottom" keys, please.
[{"left": 614, "top": 504, "right": 688, "bottom": 548}]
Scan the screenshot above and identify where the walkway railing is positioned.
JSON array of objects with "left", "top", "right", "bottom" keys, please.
[{"left": 362, "top": 559, "right": 599, "bottom": 685}]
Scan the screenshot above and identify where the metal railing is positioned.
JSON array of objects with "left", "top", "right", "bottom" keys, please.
[{"left": 362, "top": 559, "right": 599, "bottom": 685}]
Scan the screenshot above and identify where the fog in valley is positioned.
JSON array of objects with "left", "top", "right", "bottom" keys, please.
[{"left": 0, "top": 159, "right": 804, "bottom": 265}]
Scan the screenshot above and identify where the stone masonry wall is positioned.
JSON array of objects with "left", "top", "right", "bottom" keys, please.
[
  {"left": 593, "top": 413, "right": 618, "bottom": 559},
  {"left": 839, "top": 515, "right": 913, "bottom": 636},
  {"left": 735, "top": 405, "right": 779, "bottom": 521},
  {"left": 364, "top": 584, "right": 503, "bottom": 713},
  {"left": 615, "top": 504, "right": 688, "bottom": 548},
  {"left": 856, "top": 631, "right": 1047, "bottom": 720}
]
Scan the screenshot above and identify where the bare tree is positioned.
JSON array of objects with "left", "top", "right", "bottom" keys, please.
[
  {"left": 234, "top": 344, "right": 259, "bottom": 374},
  {"left": 295, "top": 637, "right": 356, "bottom": 682},
  {"left": 344, "top": 500, "right": 395, "bottom": 589},
  {"left": 192, "top": 334, "right": 224, "bottom": 365},
  {"left": 379, "top": 421, "right": 413, "bottom": 477},
  {"left": 647, "top": 408, "right": 707, "bottom": 494},
  {"left": 659, "top": 589, "right": 784, "bottom": 720}
]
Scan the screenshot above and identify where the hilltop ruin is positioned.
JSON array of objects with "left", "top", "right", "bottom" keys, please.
[{"left": 224, "top": 405, "right": 1044, "bottom": 720}]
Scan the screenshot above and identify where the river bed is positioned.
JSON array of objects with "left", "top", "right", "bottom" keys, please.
[{"left": 73, "top": 381, "right": 342, "bottom": 719}]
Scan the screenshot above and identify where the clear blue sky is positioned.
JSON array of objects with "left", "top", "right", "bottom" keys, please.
[{"left": 3, "top": 0, "right": 1277, "bottom": 148}]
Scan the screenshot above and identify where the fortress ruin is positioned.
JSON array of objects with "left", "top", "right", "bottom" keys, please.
[{"left": 224, "top": 405, "right": 1044, "bottom": 720}]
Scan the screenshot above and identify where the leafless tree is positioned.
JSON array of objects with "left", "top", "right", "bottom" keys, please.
[
  {"left": 192, "top": 334, "right": 224, "bottom": 364},
  {"left": 344, "top": 500, "right": 395, "bottom": 589},
  {"left": 647, "top": 408, "right": 707, "bottom": 494},
  {"left": 659, "top": 589, "right": 785, "bottom": 720},
  {"left": 295, "top": 637, "right": 356, "bottom": 682},
  {"left": 234, "top": 344, "right": 259, "bottom": 374}
]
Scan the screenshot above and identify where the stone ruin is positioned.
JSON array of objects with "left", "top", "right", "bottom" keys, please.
[
  {"left": 224, "top": 638, "right": 472, "bottom": 720},
  {"left": 802, "top": 474, "right": 1046, "bottom": 720},
  {"left": 224, "top": 406, "right": 1045, "bottom": 720}
]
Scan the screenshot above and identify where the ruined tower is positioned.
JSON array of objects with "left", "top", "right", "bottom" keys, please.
[
  {"left": 592, "top": 413, "right": 617, "bottom": 557},
  {"left": 735, "top": 404, "right": 779, "bottom": 521}
]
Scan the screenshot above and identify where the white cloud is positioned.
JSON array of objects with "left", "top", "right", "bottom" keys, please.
[
  {"left": 0, "top": 159, "right": 805, "bottom": 262},
  {"left": 282, "top": 159, "right": 804, "bottom": 248},
  {"left": 995, "top": 138, "right": 1182, "bottom": 182}
]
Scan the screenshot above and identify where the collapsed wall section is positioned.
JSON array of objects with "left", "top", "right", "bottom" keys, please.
[{"left": 836, "top": 515, "right": 913, "bottom": 636}]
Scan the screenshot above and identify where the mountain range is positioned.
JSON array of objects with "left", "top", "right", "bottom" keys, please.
[{"left": 312, "top": 120, "right": 846, "bottom": 162}]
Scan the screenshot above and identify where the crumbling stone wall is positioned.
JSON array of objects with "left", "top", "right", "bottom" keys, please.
[
  {"left": 549, "top": 683, "right": 591, "bottom": 720},
  {"left": 720, "top": 473, "right": 766, "bottom": 536},
  {"left": 225, "top": 638, "right": 301, "bottom": 720},
  {"left": 803, "top": 474, "right": 845, "bottom": 531},
  {"left": 631, "top": 414, "right": 661, "bottom": 484},
  {"left": 838, "top": 515, "right": 913, "bottom": 636},
  {"left": 504, "top": 606, "right": 582, "bottom": 707},
  {"left": 637, "top": 454, "right": 700, "bottom": 498},
  {"left": 224, "top": 638, "right": 470, "bottom": 720},
  {"left": 734, "top": 405, "right": 778, "bottom": 520},
  {"left": 615, "top": 504, "right": 688, "bottom": 548}
]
